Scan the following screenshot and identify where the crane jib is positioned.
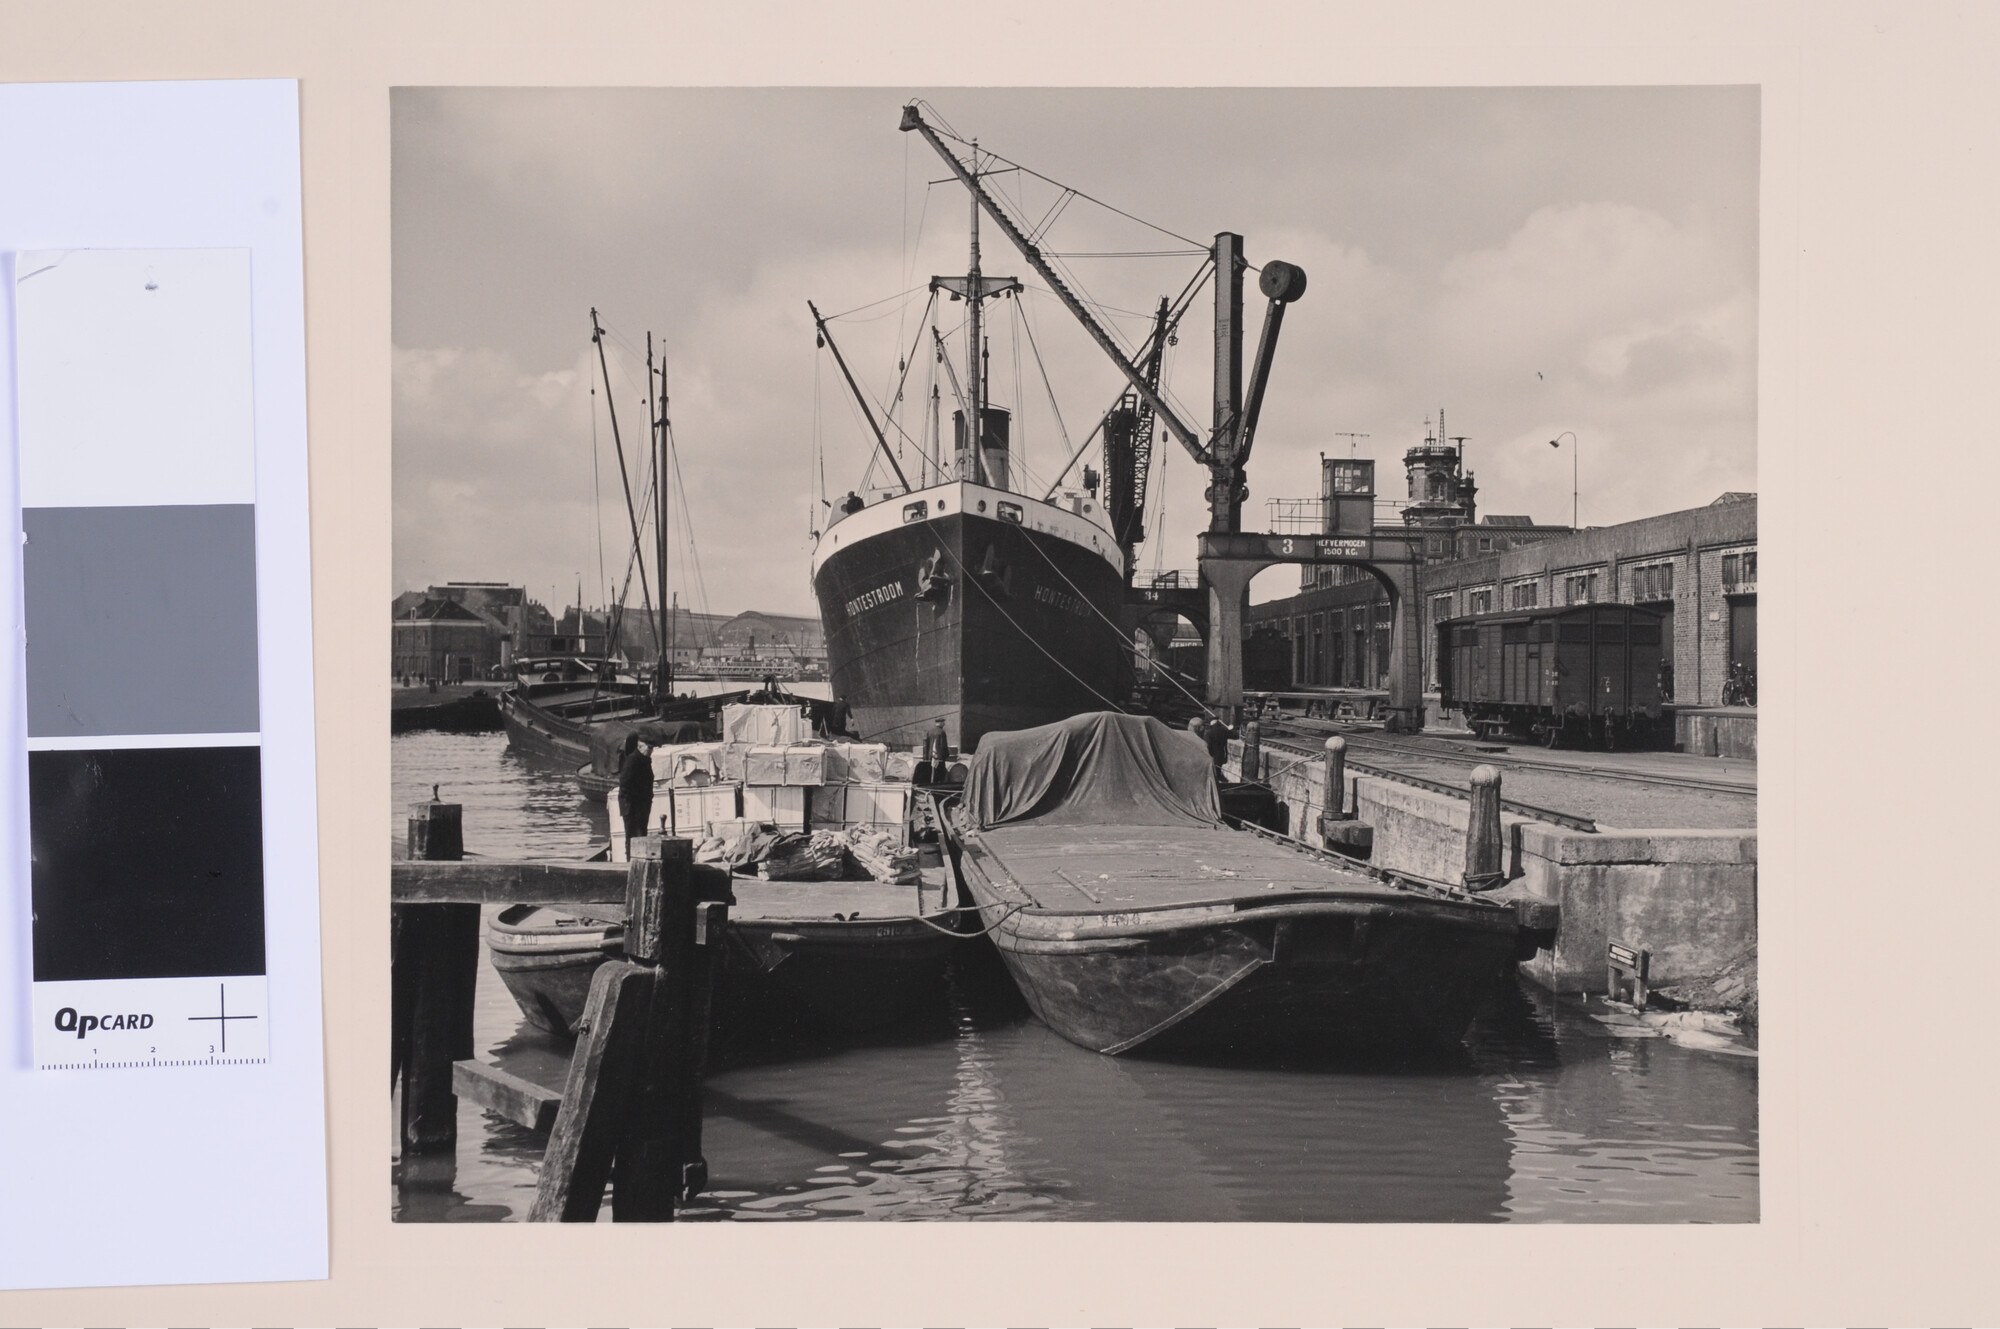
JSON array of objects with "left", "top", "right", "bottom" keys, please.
[{"left": 899, "top": 104, "right": 1213, "bottom": 472}]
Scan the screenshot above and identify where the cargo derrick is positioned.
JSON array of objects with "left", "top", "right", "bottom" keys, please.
[{"left": 899, "top": 103, "right": 1306, "bottom": 541}]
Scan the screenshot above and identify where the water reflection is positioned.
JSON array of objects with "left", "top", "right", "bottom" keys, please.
[{"left": 392, "top": 731, "right": 1757, "bottom": 1223}]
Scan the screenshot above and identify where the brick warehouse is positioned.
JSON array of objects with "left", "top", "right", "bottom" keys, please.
[{"left": 1243, "top": 423, "right": 1756, "bottom": 748}]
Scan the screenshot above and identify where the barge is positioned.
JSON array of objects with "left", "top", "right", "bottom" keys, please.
[{"left": 940, "top": 712, "right": 1523, "bottom": 1056}]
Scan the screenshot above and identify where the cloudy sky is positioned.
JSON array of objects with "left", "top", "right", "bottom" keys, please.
[{"left": 393, "top": 86, "right": 1757, "bottom": 617}]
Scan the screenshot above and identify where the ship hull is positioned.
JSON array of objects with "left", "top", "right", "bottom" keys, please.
[{"left": 813, "top": 487, "right": 1128, "bottom": 750}]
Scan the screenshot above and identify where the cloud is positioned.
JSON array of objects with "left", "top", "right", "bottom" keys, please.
[{"left": 393, "top": 90, "right": 1759, "bottom": 616}]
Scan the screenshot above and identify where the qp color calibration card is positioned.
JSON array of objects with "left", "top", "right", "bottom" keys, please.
[
  {"left": 1, "top": 79, "right": 326, "bottom": 1292},
  {"left": 13, "top": 249, "right": 272, "bottom": 1068}
]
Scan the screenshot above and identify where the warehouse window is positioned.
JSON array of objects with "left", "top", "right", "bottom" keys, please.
[
  {"left": 1563, "top": 571, "right": 1600, "bottom": 605},
  {"left": 1467, "top": 587, "right": 1493, "bottom": 614},
  {"left": 1431, "top": 593, "right": 1454, "bottom": 621},
  {"left": 1722, "top": 549, "right": 1757, "bottom": 593},
  {"left": 1631, "top": 561, "right": 1674, "bottom": 602},
  {"left": 1507, "top": 580, "right": 1540, "bottom": 609}
]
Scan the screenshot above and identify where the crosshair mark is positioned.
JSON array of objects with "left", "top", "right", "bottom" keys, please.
[{"left": 187, "top": 981, "right": 259, "bottom": 1053}]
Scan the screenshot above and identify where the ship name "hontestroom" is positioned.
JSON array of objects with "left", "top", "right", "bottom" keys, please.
[
  {"left": 1033, "top": 584, "right": 1090, "bottom": 617},
  {"left": 845, "top": 581, "right": 905, "bottom": 618}
]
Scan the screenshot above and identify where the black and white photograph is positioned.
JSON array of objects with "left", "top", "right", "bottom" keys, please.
[{"left": 389, "top": 85, "right": 1758, "bottom": 1223}]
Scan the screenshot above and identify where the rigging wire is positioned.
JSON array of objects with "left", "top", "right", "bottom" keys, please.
[
  {"left": 667, "top": 421, "right": 716, "bottom": 639},
  {"left": 1006, "top": 504, "right": 1218, "bottom": 721},
  {"left": 589, "top": 382, "right": 608, "bottom": 618},
  {"left": 913, "top": 101, "right": 1207, "bottom": 249},
  {"left": 879, "top": 290, "right": 940, "bottom": 456},
  {"left": 1008, "top": 294, "right": 1026, "bottom": 480},
  {"left": 1013, "top": 293, "right": 1072, "bottom": 470},
  {"left": 821, "top": 284, "right": 930, "bottom": 323},
  {"left": 929, "top": 535, "right": 1126, "bottom": 715},
  {"left": 1042, "top": 250, "right": 1209, "bottom": 259}
]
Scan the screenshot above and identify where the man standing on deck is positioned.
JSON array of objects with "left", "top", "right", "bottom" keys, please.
[
  {"left": 1195, "top": 715, "right": 1232, "bottom": 770},
  {"left": 617, "top": 733, "right": 654, "bottom": 855}
]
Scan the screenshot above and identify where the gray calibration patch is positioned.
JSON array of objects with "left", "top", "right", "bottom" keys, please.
[{"left": 23, "top": 503, "right": 260, "bottom": 737}]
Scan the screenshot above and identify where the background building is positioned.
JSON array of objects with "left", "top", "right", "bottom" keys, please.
[{"left": 1246, "top": 427, "right": 1757, "bottom": 716}]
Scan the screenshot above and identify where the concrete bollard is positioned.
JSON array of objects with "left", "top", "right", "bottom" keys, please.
[
  {"left": 1240, "top": 721, "right": 1261, "bottom": 783},
  {"left": 1463, "top": 764, "right": 1504, "bottom": 892},
  {"left": 1323, "top": 737, "right": 1348, "bottom": 820}
]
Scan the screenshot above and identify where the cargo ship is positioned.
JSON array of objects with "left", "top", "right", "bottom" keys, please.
[
  {"left": 808, "top": 108, "right": 1140, "bottom": 752},
  {"left": 811, "top": 477, "right": 1128, "bottom": 750},
  {"left": 809, "top": 105, "right": 1312, "bottom": 750}
]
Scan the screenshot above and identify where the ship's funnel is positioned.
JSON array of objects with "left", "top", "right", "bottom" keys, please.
[{"left": 953, "top": 407, "right": 1012, "bottom": 491}]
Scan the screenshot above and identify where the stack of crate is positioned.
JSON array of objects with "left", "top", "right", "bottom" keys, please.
[
  {"left": 647, "top": 740, "right": 739, "bottom": 836},
  {"left": 810, "top": 780, "right": 912, "bottom": 841},
  {"left": 715, "top": 703, "right": 818, "bottom": 832},
  {"left": 740, "top": 744, "right": 822, "bottom": 831},
  {"left": 810, "top": 737, "right": 910, "bottom": 842}
]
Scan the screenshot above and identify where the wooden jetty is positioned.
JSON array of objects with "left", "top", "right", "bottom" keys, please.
[
  {"left": 488, "top": 873, "right": 969, "bottom": 1048},
  {"left": 392, "top": 800, "right": 722, "bottom": 1221}
]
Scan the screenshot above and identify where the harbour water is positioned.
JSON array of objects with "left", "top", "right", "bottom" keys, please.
[{"left": 392, "top": 727, "right": 1757, "bottom": 1223}]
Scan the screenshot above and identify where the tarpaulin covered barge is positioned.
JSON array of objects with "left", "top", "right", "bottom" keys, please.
[{"left": 941, "top": 712, "right": 1522, "bottom": 1056}]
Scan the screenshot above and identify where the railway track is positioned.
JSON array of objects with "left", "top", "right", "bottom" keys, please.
[{"left": 1271, "top": 718, "right": 1755, "bottom": 798}]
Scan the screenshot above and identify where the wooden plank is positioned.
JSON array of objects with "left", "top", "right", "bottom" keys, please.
[
  {"left": 622, "top": 837, "right": 693, "bottom": 965},
  {"left": 392, "top": 858, "right": 628, "bottom": 905},
  {"left": 453, "top": 1059, "right": 562, "bottom": 1133},
  {"left": 528, "top": 958, "right": 653, "bottom": 1222},
  {"left": 612, "top": 841, "right": 696, "bottom": 1221}
]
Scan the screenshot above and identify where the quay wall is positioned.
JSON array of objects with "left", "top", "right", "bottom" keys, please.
[
  {"left": 1228, "top": 740, "right": 1757, "bottom": 995},
  {"left": 1512, "top": 822, "right": 1757, "bottom": 993},
  {"left": 1675, "top": 706, "right": 1759, "bottom": 760}
]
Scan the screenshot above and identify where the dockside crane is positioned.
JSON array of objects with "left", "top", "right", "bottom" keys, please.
[{"left": 899, "top": 102, "right": 1307, "bottom": 538}]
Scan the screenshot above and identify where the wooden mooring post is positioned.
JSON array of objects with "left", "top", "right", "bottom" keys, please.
[
  {"left": 528, "top": 835, "right": 723, "bottom": 1222},
  {"left": 1463, "top": 764, "right": 1506, "bottom": 892},
  {"left": 392, "top": 797, "right": 479, "bottom": 1154}
]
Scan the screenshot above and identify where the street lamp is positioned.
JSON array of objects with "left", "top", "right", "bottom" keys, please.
[{"left": 1548, "top": 431, "right": 1578, "bottom": 529}]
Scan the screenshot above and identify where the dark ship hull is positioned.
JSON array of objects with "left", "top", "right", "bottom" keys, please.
[{"left": 811, "top": 482, "right": 1129, "bottom": 750}]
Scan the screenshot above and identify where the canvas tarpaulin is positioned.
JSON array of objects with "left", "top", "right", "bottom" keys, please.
[{"left": 965, "top": 711, "right": 1222, "bottom": 830}]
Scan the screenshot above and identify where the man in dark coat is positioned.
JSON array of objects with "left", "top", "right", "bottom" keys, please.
[
  {"left": 918, "top": 717, "right": 952, "bottom": 784},
  {"left": 1202, "top": 716, "right": 1232, "bottom": 770},
  {"left": 923, "top": 718, "right": 951, "bottom": 764},
  {"left": 617, "top": 733, "right": 654, "bottom": 854}
]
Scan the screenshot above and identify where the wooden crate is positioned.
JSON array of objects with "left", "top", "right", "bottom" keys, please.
[
  {"left": 742, "top": 784, "right": 807, "bottom": 830},
  {"left": 666, "top": 782, "right": 739, "bottom": 836}
]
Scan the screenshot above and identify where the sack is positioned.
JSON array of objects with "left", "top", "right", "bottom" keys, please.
[
  {"left": 761, "top": 830, "right": 848, "bottom": 881},
  {"left": 845, "top": 825, "right": 920, "bottom": 885}
]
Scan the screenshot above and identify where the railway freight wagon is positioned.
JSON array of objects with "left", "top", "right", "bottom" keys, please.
[{"left": 1437, "top": 603, "right": 1670, "bottom": 749}]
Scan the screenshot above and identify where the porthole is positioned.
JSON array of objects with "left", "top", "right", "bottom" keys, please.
[{"left": 978, "top": 500, "right": 987, "bottom": 512}]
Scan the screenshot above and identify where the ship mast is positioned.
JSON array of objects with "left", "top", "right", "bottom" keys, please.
[
  {"left": 651, "top": 335, "right": 672, "bottom": 701},
  {"left": 965, "top": 149, "right": 984, "bottom": 486},
  {"left": 922, "top": 133, "right": 1019, "bottom": 491}
]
